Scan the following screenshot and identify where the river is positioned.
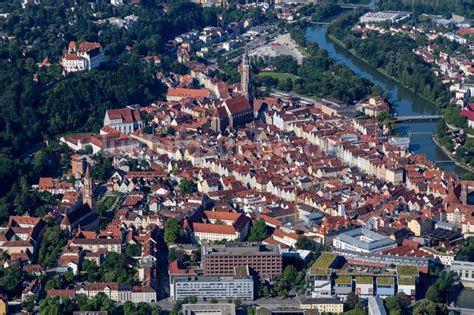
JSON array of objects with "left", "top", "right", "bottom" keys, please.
[{"left": 305, "top": 25, "right": 466, "bottom": 176}]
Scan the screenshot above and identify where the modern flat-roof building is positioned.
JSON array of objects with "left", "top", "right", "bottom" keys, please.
[
  {"left": 396, "top": 265, "right": 418, "bottom": 296},
  {"left": 307, "top": 252, "right": 343, "bottom": 298},
  {"left": 333, "top": 228, "right": 397, "bottom": 254},
  {"left": 182, "top": 303, "right": 236, "bottom": 315},
  {"left": 201, "top": 243, "right": 282, "bottom": 280},
  {"left": 170, "top": 275, "right": 254, "bottom": 301},
  {"left": 334, "top": 276, "right": 352, "bottom": 297},
  {"left": 359, "top": 11, "right": 410, "bottom": 24},
  {"left": 375, "top": 277, "right": 395, "bottom": 297},
  {"left": 450, "top": 260, "right": 474, "bottom": 288}
]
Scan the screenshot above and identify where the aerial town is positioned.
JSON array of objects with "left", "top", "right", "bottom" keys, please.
[{"left": 1, "top": 0, "right": 474, "bottom": 315}]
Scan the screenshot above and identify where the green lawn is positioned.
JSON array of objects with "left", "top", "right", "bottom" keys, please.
[
  {"left": 97, "top": 193, "right": 122, "bottom": 212},
  {"left": 257, "top": 71, "right": 299, "bottom": 81}
]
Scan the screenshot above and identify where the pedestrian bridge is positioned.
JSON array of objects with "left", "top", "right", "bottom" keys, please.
[{"left": 395, "top": 115, "right": 441, "bottom": 122}]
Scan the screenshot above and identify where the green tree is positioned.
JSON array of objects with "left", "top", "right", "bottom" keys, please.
[
  {"left": 247, "top": 219, "right": 269, "bottom": 242},
  {"left": 384, "top": 293, "right": 411, "bottom": 315},
  {"left": 164, "top": 218, "right": 185, "bottom": 245},
  {"left": 38, "top": 226, "right": 68, "bottom": 267},
  {"left": 346, "top": 292, "right": 360, "bottom": 310},
  {"left": 124, "top": 301, "right": 136, "bottom": 315},
  {"left": 0, "top": 262, "right": 21, "bottom": 297},
  {"left": 136, "top": 302, "right": 152, "bottom": 315},
  {"left": 179, "top": 179, "right": 196, "bottom": 195},
  {"left": 125, "top": 243, "right": 142, "bottom": 257},
  {"left": 167, "top": 127, "right": 176, "bottom": 136},
  {"left": 22, "top": 294, "right": 36, "bottom": 312},
  {"left": 39, "top": 297, "right": 62, "bottom": 315},
  {"left": 295, "top": 235, "right": 317, "bottom": 251},
  {"left": 413, "top": 299, "right": 448, "bottom": 315}
]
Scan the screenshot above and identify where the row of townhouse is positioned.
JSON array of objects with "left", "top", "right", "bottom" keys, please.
[
  {"left": 291, "top": 120, "right": 405, "bottom": 185},
  {"left": 48, "top": 282, "right": 156, "bottom": 303}
]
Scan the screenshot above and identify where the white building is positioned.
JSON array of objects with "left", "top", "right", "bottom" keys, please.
[
  {"left": 61, "top": 41, "right": 105, "bottom": 74},
  {"left": 332, "top": 228, "right": 397, "bottom": 254},
  {"left": 73, "top": 283, "right": 156, "bottom": 303},
  {"left": 171, "top": 276, "right": 254, "bottom": 301},
  {"left": 103, "top": 107, "right": 144, "bottom": 134},
  {"left": 359, "top": 11, "right": 410, "bottom": 24}
]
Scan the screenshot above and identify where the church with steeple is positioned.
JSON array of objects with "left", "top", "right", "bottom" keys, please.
[
  {"left": 240, "top": 53, "right": 253, "bottom": 105},
  {"left": 60, "top": 163, "right": 99, "bottom": 233},
  {"left": 83, "top": 164, "right": 94, "bottom": 210},
  {"left": 210, "top": 54, "right": 254, "bottom": 133}
]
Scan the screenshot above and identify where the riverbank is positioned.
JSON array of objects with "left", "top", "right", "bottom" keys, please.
[
  {"left": 432, "top": 135, "right": 474, "bottom": 174},
  {"left": 305, "top": 25, "right": 466, "bottom": 175},
  {"left": 326, "top": 34, "right": 441, "bottom": 111}
]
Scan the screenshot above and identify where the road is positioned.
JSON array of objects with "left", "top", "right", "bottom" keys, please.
[{"left": 156, "top": 296, "right": 301, "bottom": 311}]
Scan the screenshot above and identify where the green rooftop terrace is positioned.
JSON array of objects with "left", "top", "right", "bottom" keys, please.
[
  {"left": 397, "top": 265, "right": 419, "bottom": 277},
  {"left": 398, "top": 276, "right": 416, "bottom": 286},
  {"left": 336, "top": 276, "right": 352, "bottom": 284},
  {"left": 234, "top": 265, "right": 249, "bottom": 277},
  {"left": 376, "top": 277, "right": 394, "bottom": 285},
  {"left": 356, "top": 276, "right": 373, "bottom": 285},
  {"left": 313, "top": 252, "right": 338, "bottom": 268}
]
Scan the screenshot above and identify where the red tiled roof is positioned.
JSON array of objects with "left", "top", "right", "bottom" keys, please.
[
  {"left": 78, "top": 42, "right": 101, "bottom": 53},
  {"left": 224, "top": 96, "right": 251, "bottom": 115},
  {"left": 193, "top": 223, "right": 236, "bottom": 235},
  {"left": 167, "top": 87, "right": 209, "bottom": 99},
  {"left": 106, "top": 108, "right": 142, "bottom": 123},
  {"left": 460, "top": 109, "right": 474, "bottom": 121},
  {"left": 64, "top": 53, "right": 81, "bottom": 60}
]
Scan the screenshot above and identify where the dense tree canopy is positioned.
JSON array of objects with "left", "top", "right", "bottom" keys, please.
[
  {"left": 247, "top": 219, "right": 269, "bottom": 242},
  {"left": 38, "top": 226, "right": 68, "bottom": 268},
  {"left": 0, "top": 0, "right": 235, "bottom": 223},
  {"left": 164, "top": 218, "right": 185, "bottom": 245}
]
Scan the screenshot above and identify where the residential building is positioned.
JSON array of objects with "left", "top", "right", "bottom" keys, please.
[
  {"left": 51, "top": 283, "right": 156, "bottom": 303},
  {"left": 166, "top": 87, "right": 210, "bottom": 102},
  {"left": 0, "top": 293, "right": 7, "bottom": 315},
  {"left": 70, "top": 238, "right": 122, "bottom": 254},
  {"left": 299, "top": 298, "right": 344, "bottom": 314},
  {"left": 359, "top": 11, "right": 410, "bottom": 24}
]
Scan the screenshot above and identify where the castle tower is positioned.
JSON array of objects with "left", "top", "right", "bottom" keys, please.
[
  {"left": 83, "top": 164, "right": 94, "bottom": 210},
  {"left": 240, "top": 53, "right": 252, "bottom": 105}
]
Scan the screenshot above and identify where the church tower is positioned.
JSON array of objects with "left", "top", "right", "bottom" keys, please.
[
  {"left": 83, "top": 164, "right": 94, "bottom": 210},
  {"left": 240, "top": 53, "right": 252, "bottom": 105}
]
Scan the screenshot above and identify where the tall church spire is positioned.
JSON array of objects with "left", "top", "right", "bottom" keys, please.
[
  {"left": 83, "top": 164, "right": 94, "bottom": 211},
  {"left": 240, "top": 52, "right": 252, "bottom": 105}
]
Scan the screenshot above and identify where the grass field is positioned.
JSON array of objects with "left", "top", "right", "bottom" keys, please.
[{"left": 257, "top": 71, "right": 299, "bottom": 81}]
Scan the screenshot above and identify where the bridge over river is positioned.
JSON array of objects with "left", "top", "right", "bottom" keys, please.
[{"left": 395, "top": 115, "right": 441, "bottom": 122}]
